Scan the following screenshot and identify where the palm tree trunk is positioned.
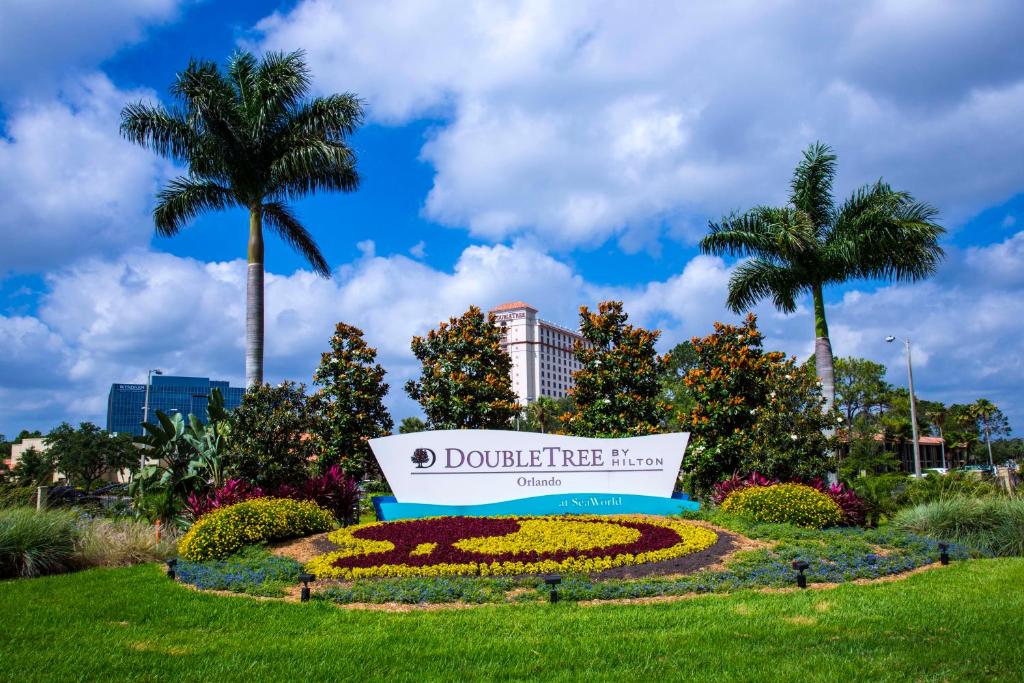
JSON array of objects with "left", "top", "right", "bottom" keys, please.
[
  {"left": 812, "top": 283, "right": 835, "bottom": 412},
  {"left": 246, "top": 206, "right": 265, "bottom": 388}
]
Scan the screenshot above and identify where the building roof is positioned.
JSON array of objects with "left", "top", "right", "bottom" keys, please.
[{"left": 490, "top": 301, "right": 538, "bottom": 312}]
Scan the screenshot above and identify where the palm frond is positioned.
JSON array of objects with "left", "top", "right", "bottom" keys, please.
[
  {"left": 726, "top": 259, "right": 805, "bottom": 314},
  {"left": 154, "top": 177, "right": 235, "bottom": 237},
  {"left": 286, "top": 94, "right": 365, "bottom": 140},
  {"left": 702, "top": 206, "right": 815, "bottom": 261},
  {"left": 253, "top": 50, "right": 311, "bottom": 134},
  {"left": 227, "top": 51, "right": 260, "bottom": 129},
  {"left": 119, "top": 103, "right": 197, "bottom": 161},
  {"left": 171, "top": 57, "right": 245, "bottom": 163},
  {"left": 270, "top": 139, "right": 360, "bottom": 198},
  {"left": 825, "top": 183, "right": 945, "bottom": 283},
  {"left": 261, "top": 201, "right": 331, "bottom": 277},
  {"left": 789, "top": 141, "right": 837, "bottom": 233}
]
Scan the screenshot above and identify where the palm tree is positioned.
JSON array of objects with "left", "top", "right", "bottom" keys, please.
[
  {"left": 969, "top": 398, "right": 1009, "bottom": 470},
  {"left": 700, "top": 142, "right": 944, "bottom": 410},
  {"left": 924, "top": 402, "right": 948, "bottom": 469},
  {"left": 121, "top": 50, "right": 364, "bottom": 387}
]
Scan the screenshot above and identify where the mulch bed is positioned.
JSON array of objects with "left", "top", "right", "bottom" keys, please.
[{"left": 591, "top": 528, "right": 740, "bottom": 579}]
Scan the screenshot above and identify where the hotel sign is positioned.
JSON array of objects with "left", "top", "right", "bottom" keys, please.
[{"left": 370, "top": 430, "right": 689, "bottom": 506}]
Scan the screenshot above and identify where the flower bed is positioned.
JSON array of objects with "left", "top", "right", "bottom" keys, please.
[
  {"left": 178, "top": 498, "right": 335, "bottom": 561},
  {"left": 306, "top": 515, "right": 718, "bottom": 579}
]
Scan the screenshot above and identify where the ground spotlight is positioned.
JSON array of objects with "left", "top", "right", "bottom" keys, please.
[
  {"left": 545, "top": 575, "right": 562, "bottom": 603},
  {"left": 299, "top": 573, "right": 315, "bottom": 602},
  {"left": 939, "top": 543, "right": 949, "bottom": 566},
  {"left": 792, "top": 560, "right": 809, "bottom": 589},
  {"left": 166, "top": 558, "right": 177, "bottom": 580}
]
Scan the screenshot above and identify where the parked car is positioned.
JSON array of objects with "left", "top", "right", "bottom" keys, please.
[
  {"left": 925, "top": 467, "right": 949, "bottom": 476},
  {"left": 957, "top": 464, "right": 995, "bottom": 477}
]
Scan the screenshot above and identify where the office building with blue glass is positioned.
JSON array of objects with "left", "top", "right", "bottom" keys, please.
[{"left": 106, "top": 375, "right": 245, "bottom": 436}]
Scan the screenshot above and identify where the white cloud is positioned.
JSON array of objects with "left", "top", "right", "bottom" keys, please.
[
  {"left": 5, "top": 233, "right": 1024, "bottom": 435},
  {"left": 0, "top": 0, "right": 181, "bottom": 97},
  {"left": 255, "top": 0, "right": 1024, "bottom": 248},
  {"left": 0, "top": 74, "right": 172, "bottom": 274}
]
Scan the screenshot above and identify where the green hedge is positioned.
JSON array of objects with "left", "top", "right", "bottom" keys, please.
[
  {"left": 721, "top": 483, "right": 842, "bottom": 528},
  {"left": 177, "top": 498, "right": 335, "bottom": 561}
]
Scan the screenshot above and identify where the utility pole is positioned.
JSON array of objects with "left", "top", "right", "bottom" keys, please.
[{"left": 887, "top": 336, "right": 921, "bottom": 477}]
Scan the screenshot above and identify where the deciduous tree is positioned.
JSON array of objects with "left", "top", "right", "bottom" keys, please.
[
  {"left": 681, "top": 314, "right": 839, "bottom": 496},
  {"left": 45, "top": 423, "right": 137, "bottom": 492},
  {"left": 311, "top": 322, "right": 393, "bottom": 477},
  {"left": 561, "top": 301, "right": 667, "bottom": 437},
  {"left": 226, "top": 382, "right": 318, "bottom": 490},
  {"left": 404, "top": 306, "right": 520, "bottom": 429}
]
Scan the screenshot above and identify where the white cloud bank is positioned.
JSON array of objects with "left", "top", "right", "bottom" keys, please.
[
  {"left": 3, "top": 233, "right": 1023, "bottom": 434},
  {"left": 255, "top": 0, "right": 1024, "bottom": 249},
  {"left": 0, "top": 74, "right": 173, "bottom": 274}
]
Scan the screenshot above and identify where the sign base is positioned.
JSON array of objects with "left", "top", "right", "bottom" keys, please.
[{"left": 373, "top": 492, "right": 699, "bottom": 521}]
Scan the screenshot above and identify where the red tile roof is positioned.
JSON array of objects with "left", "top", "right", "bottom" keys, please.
[{"left": 490, "top": 301, "right": 538, "bottom": 312}]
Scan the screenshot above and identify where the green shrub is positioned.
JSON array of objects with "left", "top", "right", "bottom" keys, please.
[
  {"left": 892, "top": 497, "right": 1024, "bottom": 557},
  {"left": 0, "top": 507, "right": 80, "bottom": 578},
  {"left": 720, "top": 483, "right": 843, "bottom": 528},
  {"left": 177, "top": 498, "right": 335, "bottom": 561},
  {"left": 0, "top": 486, "right": 38, "bottom": 510},
  {"left": 76, "top": 518, "right": 180, "bottom": 568},
  {"left": 900, "top": 472, "right": 1001, "bottom": 506}
]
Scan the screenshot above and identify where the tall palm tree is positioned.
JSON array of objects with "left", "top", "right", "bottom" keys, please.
[
  {"left": 700, "top": 142, "right": 944, "bottom": 410},
  {"left": 121, "top": 50, "right": 363, "bottom": 387},
  {"left": 924, "top": 402, "right": 948, "bottom": 469}
]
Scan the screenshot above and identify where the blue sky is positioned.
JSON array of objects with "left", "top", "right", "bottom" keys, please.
[{"left": 1, "top": 1, "right": 1023, "bottom": 437}]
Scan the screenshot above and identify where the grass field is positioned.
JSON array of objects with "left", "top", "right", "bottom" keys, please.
[{"left": 2, "top": 559, "right": 1023, "bottom": 682}]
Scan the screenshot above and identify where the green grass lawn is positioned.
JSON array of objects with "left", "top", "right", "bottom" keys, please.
[{"left": 2, "top": 559, "right": 1023, "bottom": 682}]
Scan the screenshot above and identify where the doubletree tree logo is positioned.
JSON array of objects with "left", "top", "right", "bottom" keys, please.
[{"left": 411, "top": 448, "right": 436, "bottom": 469}]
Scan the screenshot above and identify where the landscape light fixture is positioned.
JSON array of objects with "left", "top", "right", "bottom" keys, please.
[
  {"left": 939, "top": 542, "right": 949, "bottom": 566},
  {"left": 166, "top": 558, "right": 177, "bottom": 581},
  {"left": 544, "top": 575, "right": 562, "bottom": 603},
  {"left": 885, "top": 335, "right": 922, "bottom": 477},
  {"left": 299, "top": 573, "right": 315, "bottom": 602},
  {"left": 792, "top": 560, "right": 809, "bottom": 589}
]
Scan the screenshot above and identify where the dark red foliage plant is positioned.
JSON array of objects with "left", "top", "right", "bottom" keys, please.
[
  {"left": 186, "top": 479, "right": 264, "bottom": 519},
  {"left": 277, "top": 465, "right": 360, "bottom": 524},
  {"left": 710, "top": 471, "right": 777, "bottom": 505}
]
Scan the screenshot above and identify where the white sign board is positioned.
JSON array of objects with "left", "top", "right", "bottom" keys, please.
[{"left": 369, "top": 430, "right": 689, "bottom": 506}]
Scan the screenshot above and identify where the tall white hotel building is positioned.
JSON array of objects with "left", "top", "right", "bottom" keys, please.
[{"left": 489, "top": 301, "right": 586, "bottom": 405}]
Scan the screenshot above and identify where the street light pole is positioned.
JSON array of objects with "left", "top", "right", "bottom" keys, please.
[
  {"left": 141, "top": 368, "right": 163, "bottom": 476},
  {"left": 886, "top": 336, "right": 921, "bottom": 477}
]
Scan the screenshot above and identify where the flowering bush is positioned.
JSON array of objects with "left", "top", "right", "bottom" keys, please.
[
  {"left": 178, "top": 498, "right": 335, "bottom": 561},
  {"left": 721, "top": 483, "right": 843, "bottom": 528},
  {"left": 712, "top": 472, "right": 866, "bottom": 527},
  {"left": 306, "top": 515, "right": 718, "bottom": 579}
]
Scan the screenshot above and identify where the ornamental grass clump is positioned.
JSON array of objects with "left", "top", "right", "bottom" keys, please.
[
  {"left": 892, "top": 497, "right": 1024, "bottom": 557},
  {"left": 721, "top": 483, "right": 842, "bottom": 528},
  {"left": 0, "top": 507, "right": 80, "bottom": 578},
  {"left": 178, "top": 498, "right": 335, "bottom": 562}
]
